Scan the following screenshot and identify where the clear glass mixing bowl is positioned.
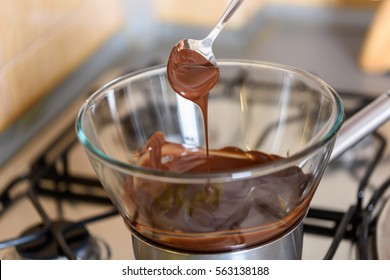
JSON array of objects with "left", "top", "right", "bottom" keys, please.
[{"left": 76, "top": 60, "right": 344, "bottom": 253}]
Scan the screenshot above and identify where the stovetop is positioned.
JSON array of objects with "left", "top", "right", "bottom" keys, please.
[
  {"left": 1, "top": 4, "right": 390, "bottom": 260},
  {"left": 0, "top": 79, "right": 389, "bottom": 260}
]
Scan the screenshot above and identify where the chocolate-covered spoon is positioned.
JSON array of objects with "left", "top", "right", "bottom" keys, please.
[{"left": 167, "top": 0, "right": 244, "bottom": 100}]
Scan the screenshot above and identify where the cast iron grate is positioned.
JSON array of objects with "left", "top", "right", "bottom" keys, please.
[{"left": 0, "top": 90, "right": 388, "bottom": 260}]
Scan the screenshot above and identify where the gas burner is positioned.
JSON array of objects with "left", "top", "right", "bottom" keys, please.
[
  {"left": 5, "top": 220, "right": 110, "bottom": 260},
  {"left": 0, "top": 84, "right": 389, "bottom": 259}
]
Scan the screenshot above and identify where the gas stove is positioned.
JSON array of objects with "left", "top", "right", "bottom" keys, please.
[
  {"left": 1, "top": 4, "right": 390, "bottom": 260},
  {"left": 0, "top": 82, "right": 389, "bottom": 260}
]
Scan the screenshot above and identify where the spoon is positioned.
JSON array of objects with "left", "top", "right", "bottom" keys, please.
[
  {"left": 167, "top": 0, "right": 245, "bottom": 99},
  {"left": 176, "top": 0, "right": 245, "bottom": 66}
]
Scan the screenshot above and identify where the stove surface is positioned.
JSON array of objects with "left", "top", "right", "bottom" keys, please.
[
  {"left": 1, "top": 82, "right": 389, "bottom": 260},
  {"left": 1, "top": 4, "right": 390, "bottom": 260}
]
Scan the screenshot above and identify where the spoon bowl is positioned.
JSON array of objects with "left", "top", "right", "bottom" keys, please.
[
  {"left": 175, "top": 38, "right": 218, "bottom": 66},
  {"left": 167, "top": 45, "right": 220, "bottom": 100},
  {"left": 167, "top": 0, "right": 245, "bottom": 99},
  {"left": 173, "top": 0, "right": 244, "bottom": 66}
]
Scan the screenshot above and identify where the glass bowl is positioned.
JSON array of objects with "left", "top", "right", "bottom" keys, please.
[{"left": 76, "top": 60, "right": 343, "bottom": 252}]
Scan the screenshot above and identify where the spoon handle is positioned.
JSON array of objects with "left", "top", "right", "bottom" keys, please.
[
  {"left": 330, "top": 90, "right": 390, "bottom": 161},
  {"left": 206, "top": 0, "right": 245, "bottom": 43}
]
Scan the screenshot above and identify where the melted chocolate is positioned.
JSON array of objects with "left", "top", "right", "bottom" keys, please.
[
  {"left": 122, "top": 132, "right": 313, "bottom": 252},
  {"left": 120, "top": 46, "right": 312, "bottom": 252},
  {"left": 166, "top": 46, "right": 220, "bottom": 159},
  {"left": 139, "top": 131, "right": 281, "bottom": 173},
  {"left": 167, "top": 46, "right": 220, "bottom": 101}
]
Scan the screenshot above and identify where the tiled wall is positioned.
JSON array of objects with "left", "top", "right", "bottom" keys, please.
[{"left": 0, "top": 0, "right": 124, "bottom": 132}]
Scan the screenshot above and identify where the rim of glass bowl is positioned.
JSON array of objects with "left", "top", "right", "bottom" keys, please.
[{"left": 76, "top": 60, "right": 344, "bottom": 184}]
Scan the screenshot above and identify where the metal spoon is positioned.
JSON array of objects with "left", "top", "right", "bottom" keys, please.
[{"left": 172, "top": 0, "right": 245, "bottom": 66}]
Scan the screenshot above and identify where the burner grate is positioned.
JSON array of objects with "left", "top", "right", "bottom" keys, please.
[
  {"left": 0, "top": 124, "right": 117, "bottom": 259},
  {"left": 304, "top": 91, "right": 389, "bottom": 260},
  {"left": 0, "top": 90, "right": 389, "bottom": 259}
]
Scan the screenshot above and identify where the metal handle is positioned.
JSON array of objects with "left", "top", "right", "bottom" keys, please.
[
  {"left": 205, "top": 0, "right": 245, "bottom": 43},
  {"left": 330, "top": 90, "right": 390, "bottom": 161}
]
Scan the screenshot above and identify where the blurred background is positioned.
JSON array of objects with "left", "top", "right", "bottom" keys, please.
[{"left": 0, "top": 0, "right": 389, "bottom": 167}]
